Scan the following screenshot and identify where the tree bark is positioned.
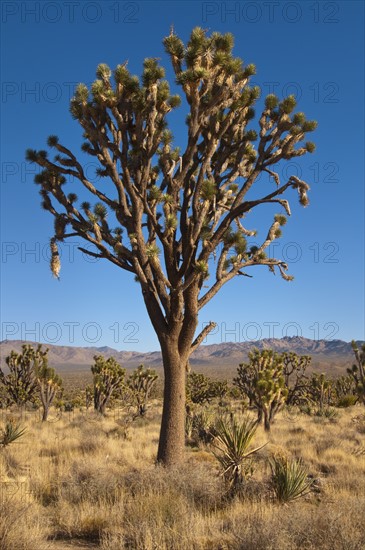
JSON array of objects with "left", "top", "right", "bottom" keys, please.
[
  {"left": 42, "top": 406, "right": 49, "bottom": 422},
  {"left": 157, "top": 342, "right": 186, "bottom": 466},
  {"left": 263, "top": 409, "right": 271, "bottom": 432}
]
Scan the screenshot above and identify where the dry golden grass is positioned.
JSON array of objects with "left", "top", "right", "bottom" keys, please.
[{"left": 0, "top": 403, "right": 364, "bottom": 550}]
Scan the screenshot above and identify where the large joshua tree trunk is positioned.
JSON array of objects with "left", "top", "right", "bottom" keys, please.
[
  {"left": 152, "top": 286, "right": 200, "bottom": 466},
  {"left": 157, "top": 342, "right": 187, "bottom": 465}
]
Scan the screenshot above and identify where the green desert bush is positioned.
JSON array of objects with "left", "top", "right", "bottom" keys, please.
[
  {"left": 212, "top": 415, "right": 266, "bottom": 492},
  {"left": 269, "top": 455, "right": 314, "bottom": 503},
  {"left": 336, "top": 394, "right": 358, "bottom": 408}
]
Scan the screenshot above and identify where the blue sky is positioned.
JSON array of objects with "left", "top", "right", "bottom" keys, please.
[{"left": 1, "top": 0, "right": 364, "bottom": 351}]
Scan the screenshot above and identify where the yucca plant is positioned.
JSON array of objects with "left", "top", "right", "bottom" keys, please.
[
  {"left": 212, "top": 415, "right": 266, "bottom": 492},
  {"left": 1, "top": 420, "right": 26, "bottom": 448},
  {"left": 269, "top": 455, "right": 313, "bottom": 503},
  {"left": 194, "top": 409, "right": 216, "bottom": 444}
]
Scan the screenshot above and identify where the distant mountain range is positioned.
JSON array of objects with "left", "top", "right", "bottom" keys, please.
[{"left": 0, "top": 337, "right": 361, "bottom": 376}]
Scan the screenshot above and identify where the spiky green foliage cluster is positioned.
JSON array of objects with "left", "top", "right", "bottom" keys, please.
[
  {"left": 212, "top": 415, "right": 266, "bottom": 492},
  {"left": 0, "top": 420, "right": 26, "bottom": 448},
  {"left": 234, "top": 349, "right": 288, "bottom": 431},
  {"left": 269, "top": 455, "right": 314, "bottom": 503},
  {"left": 91, "top": 355, "right": 125, "bottom": 414},
  {"left": 145, "top": 243, "right": 161, "bottom": 259}
]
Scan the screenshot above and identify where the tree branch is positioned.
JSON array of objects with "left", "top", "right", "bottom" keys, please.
[{"left": 191, "top": 321, "right": 218, "bottom": 354}]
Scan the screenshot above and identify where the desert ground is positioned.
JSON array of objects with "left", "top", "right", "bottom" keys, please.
[{"left": 1, "top": 396, "right": 364, "bottom": 550}]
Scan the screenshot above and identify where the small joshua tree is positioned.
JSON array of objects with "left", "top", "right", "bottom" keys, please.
[
  {"left": 35, "top": 360, "right": 63, "bottom": 421},
  {"left": 126, "top": 364, "right": 158, "bottom": 417},
  {"left": 0, "top": 344, "right": 47, "bottom": 407},
  {"left": 307, "top": 372, "right": 333, "bottom": 412},
  {"left": 347, "top": 341, "right": 365, "bottom": 405},
  {"left": 281, "top": 351, "right": 311, "bottom": 406},
  {"left": 186, "top": 372, "right": 229, "bottom": 409},
  {"left": 210, "top": 379, "right": 229, "bottom": 407},
  {"left": 91, "top": 355, "right": 125, "bottom": 414},
  {"left": 234, "top": 349, "right": 288, "bottom": 431}
]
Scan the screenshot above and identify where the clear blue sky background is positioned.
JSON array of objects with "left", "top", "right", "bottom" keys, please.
[{"left": 1, "top": 0, "right": 364, "bottom": 351}]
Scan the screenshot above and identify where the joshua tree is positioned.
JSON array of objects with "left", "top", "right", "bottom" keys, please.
[
  {"left": 234, "top": 349, "right": 288, "bottom": 431},
  {"left": 0, "top": 344, "right": 46, "bottom": 407},
  {"left": 281, "top": 351, "right": 311, "bottom": 406},
  {"left": 91, "top": 355, "right": 125, "bottom": 414},
  {"left": 211, "top": 380, "right": 229, "bottom": 406},
  {"left": 126, "top": 365, "right": 158, "bottom": 417},
  {"left": 334, "top": 374, "right": 357, "bottom": 403},
  {"left": 186, "top": 371, "right": 228, "bottom": 408},
  {"left": 26, "top": 28, "right": 317, "bottom": 464},
  {"left": 186, "top": 371, "right": 217, "bottom": 406},
  {"left": 347, "top": 341, "right": 365, "bottom": 405},
  {"left": 307, "top": 372, "right": 333, "bottom": 411},
  {"left": 35, "top": 360, "right": 63, "bottom": 421}
]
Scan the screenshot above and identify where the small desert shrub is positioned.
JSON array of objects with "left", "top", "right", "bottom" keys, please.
[
  {"left": 212, "top": 415, "right": 266, "bottom": 493},
  {"left": 220, "top": 497, "right": 365, "bottom": 550},
  {"left": 269, "top": 455, "right": 314, "bottom": 503},
  {"left": 337, "top": 394, "right": 358, "bottom": 408},
  {"left": 314, "top": 406, "right": 338, "bottom": 419},
  {"left": 299, "top": 403, "right": 314, "bottom": 416}
]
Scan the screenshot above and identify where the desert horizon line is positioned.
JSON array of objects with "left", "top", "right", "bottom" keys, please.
[{"left": 1, "top": 334, "right": 364, "bottom": 355}]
